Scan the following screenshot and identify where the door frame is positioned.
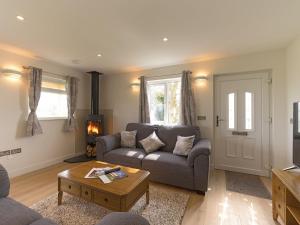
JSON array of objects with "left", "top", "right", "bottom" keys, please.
[{"left": 213, "top": 69, "right": 272, "bottom": 176}]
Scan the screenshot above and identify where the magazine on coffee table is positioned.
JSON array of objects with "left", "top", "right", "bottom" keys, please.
[
  {"left": 84, "top": 167, "right": 111, "bottom": 178},
  {"left": 99, "top": 170, "right": 128, "bottom": 184}
]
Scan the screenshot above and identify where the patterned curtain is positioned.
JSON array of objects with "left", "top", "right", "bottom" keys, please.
[
  {"left": 139, "top": 76, "right": 150, "bottom": 123},
  {"left": 26, "top": 67, "right": 43, "bottom": 136},
  {"left": 181, "top": 70, "right": 197, "bottom": 126},
  {"left": 64, "top": 77, "right": 78, "bottom": 132}
]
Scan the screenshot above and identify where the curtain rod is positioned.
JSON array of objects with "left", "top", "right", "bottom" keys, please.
[
  {"left": 139, "top": 71, "right": 191, "bottom": 79},
  {"left": 22, "top": 66, "right": 79, "bottom": 80}
]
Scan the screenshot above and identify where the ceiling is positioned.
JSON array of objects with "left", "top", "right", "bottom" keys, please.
[{"left": 0, "top": 0, "right": 300, "bottom": 75}]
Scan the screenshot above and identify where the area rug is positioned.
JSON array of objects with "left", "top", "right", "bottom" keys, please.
[
  {"left": 31, "top": 184, "right": 190, "bottom": 225},
  {"left": 225, "top": 171, "right": 271, "bottom": 199}
]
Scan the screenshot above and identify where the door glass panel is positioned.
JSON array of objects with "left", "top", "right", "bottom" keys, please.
[
  {"left": 298, "top": 102, "right": 300, "bottom": 133},
  {"left": 245, "top": 92, "right": 253, "bottom": 130},
  {"left": 228, "top": 93, "right": 235, "bottom": 129}
]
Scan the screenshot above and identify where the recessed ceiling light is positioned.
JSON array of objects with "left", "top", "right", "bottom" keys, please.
[
  {"left": 163, "top": 37, "right": 168, "bottom": 42},
  {"left": 97, "top": 54, "right": 102, "bottom": 57},
  {"left": 16, "top": 16, "right": 24, "bottom": 21}
]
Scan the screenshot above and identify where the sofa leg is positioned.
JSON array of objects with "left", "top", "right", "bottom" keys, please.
[{"left": 197, "top": 191, "right": 205, "bottom": 196}]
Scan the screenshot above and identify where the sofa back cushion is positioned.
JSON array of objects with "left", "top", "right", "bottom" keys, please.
[
  {"left": 126, "top": 123, "right": 157, "bottom": 148},
  {"left": 157, "top": 125, "right": 201, "bottom": 152},
  {"left": 0, "top": 164, "right": 10, "bottom": 198}
]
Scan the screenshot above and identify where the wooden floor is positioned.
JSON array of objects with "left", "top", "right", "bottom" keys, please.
[{"left": 10, "top": 163, "right": 280, "bottom": 225}]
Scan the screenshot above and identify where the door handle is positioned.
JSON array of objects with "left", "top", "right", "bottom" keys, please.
[{"left": 216, "top": 116, "right": 225, "bottom": 127}]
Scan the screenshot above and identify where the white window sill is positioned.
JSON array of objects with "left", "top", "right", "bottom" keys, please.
[{"left": 38, "top": 117, "right": 67, "bottom": 121}]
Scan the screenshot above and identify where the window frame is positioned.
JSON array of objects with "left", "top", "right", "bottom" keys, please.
[
  {"left": 35, "top": 75, "right": 68, "bottom": 121},
  {"left": 146, "top": 76, "right": 181, "bottom": 125}
]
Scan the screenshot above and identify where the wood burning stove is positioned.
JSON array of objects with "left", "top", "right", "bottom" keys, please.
[{"left": 85, "top": 71, "right": 104, "bottom": 158}]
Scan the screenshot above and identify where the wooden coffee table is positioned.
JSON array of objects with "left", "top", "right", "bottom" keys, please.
[{"left": 57, "top": 161, "right": 150, "bottom": 211}]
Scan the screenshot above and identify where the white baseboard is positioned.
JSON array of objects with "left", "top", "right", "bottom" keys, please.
[{"left": 8, "top": 151, "right": 85, "bottom": 178}]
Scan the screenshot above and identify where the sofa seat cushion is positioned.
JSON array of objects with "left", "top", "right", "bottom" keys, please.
[
  {"left": 104, "top": 148, "right": 146, "bottom": 168},
  {"left": 157, "top": 125, "right": 201, "bottom": 153},
  {"left": 142, "top": 151, "right": 194, "bottom": 189},
  {"left": 0, "top": 197, "right": 42, "bottom": 225}
]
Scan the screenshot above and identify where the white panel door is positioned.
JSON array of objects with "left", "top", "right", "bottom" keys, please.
[{"left": 215, "top": 72, "right": 270, "bottom": 176}]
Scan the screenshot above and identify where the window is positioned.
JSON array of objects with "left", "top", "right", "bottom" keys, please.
[
  {"left": 36, "top": 75, "right": 68, "bottom": 119},
  {"left": 147, "top": 77, "right": 181, "bottom": 125},
  {"left": 228, "top": 92, "right": 236, "bottom": 129}
]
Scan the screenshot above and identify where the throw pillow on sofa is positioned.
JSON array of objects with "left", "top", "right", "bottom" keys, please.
[
  {"left": 121, "top": 130, "right": 137, "bottom": 148},
  {"left": 173, "top": 135, "right": 195, "bottom": 156},
  {"left": 139, "top": 131, "right": 165, "bottom": 153}
]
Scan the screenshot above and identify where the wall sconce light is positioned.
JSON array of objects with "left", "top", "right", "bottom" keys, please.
[
  {"left": 130, "top": 83, "right": 140, "bottom": 87},
  {"left": 194, "top": 76, "right": 208, "bottom": 81},
  {"left": 130, "top": 82, "right": 140, "bottom": 92},
  {"left": 1, "top": 69, "right": 22, "bottom": 80},
  {"left": 194, "top": 75, "right": 208, "bottom": 87}
]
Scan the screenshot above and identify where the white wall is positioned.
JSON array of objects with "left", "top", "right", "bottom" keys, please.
[
  {"left": 101, "top": 49, "right": 288, "bottom": 169},
  {"left": 286, "top": 37, "right": 300, "bottom": 166},
  {"left": 0, "top": 50, "right": 89, "bottom": 177}
]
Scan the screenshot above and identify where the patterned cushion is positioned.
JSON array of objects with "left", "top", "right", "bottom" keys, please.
[
  {"left": 173, "top": 135, "right": 195, "bottom": 156},
  {"left": 121, "top": 130, "right": 137, "bottom": 148},
  {"left": 126, "top": 123, "right": 157, "bottom": 148},
  {"left": 157, "top": 125, "right": 201, "bottom": 152},
  {"left": 139, "top": 132, "right": 165, "bottom": 153}
]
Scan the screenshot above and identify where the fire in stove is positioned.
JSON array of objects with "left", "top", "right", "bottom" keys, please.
[{"left": 87, "top": 121, "right": 102, "bottom": 136}]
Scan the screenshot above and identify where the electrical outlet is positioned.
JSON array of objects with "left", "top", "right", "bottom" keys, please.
[
  {"left": 0, "top": 150, "right": 11, "bottom": 157},
  {"left": 197, "top": 115, "right": 206, "bottom": 121},
  {"left": 11, "top": 148, "right": 21, "bottom": 154}
]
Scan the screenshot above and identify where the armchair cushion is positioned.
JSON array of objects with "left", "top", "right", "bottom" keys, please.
[
  {"left": 0, "top": 197, "right": 42, "bottom": 225},
  {"left": 30, "top": 218, "right": 58, "bottom": 225},
  {"left": 187, "top": 139, "right": 211, "bottom": 166},
  {"left": 98, "top": 212, "right": 150, "bottom": 225},
  {"left": 0, "top": 164, "right": 10, "bottom": 198}
]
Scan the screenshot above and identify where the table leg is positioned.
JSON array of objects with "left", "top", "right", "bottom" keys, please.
[
  {"left": 146, "top": 189, "right": 149, "bottom": 205},
  {"left": 58, "top": 191, "right": 63, "bottom": 205}
]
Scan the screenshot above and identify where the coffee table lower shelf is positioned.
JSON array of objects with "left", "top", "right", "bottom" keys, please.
[{"left": 58, "top": 177, "right": 149, "bottom": 212}]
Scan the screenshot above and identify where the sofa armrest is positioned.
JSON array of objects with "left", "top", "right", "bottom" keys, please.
[
  {"left": 0, "top": 164, "right": 10, "bottom": 198},
  {"left": 187, "top": 139, "right": 211, "bottom": 167},
  {"left": 96, "top": 133, "right": 121, "bottom": 161}
]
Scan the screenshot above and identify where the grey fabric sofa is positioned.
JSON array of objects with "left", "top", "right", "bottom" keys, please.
[
  {"left": 0, "top": 164, "right": 57, "bottom": 225},
  {"left": 96, "top": 123, "right": 211, "bottom": 193}
]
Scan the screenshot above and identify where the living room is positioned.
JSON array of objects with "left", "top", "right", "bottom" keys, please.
[{"left": 1, "top": 1, "right": 300, "bottom": 225}]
